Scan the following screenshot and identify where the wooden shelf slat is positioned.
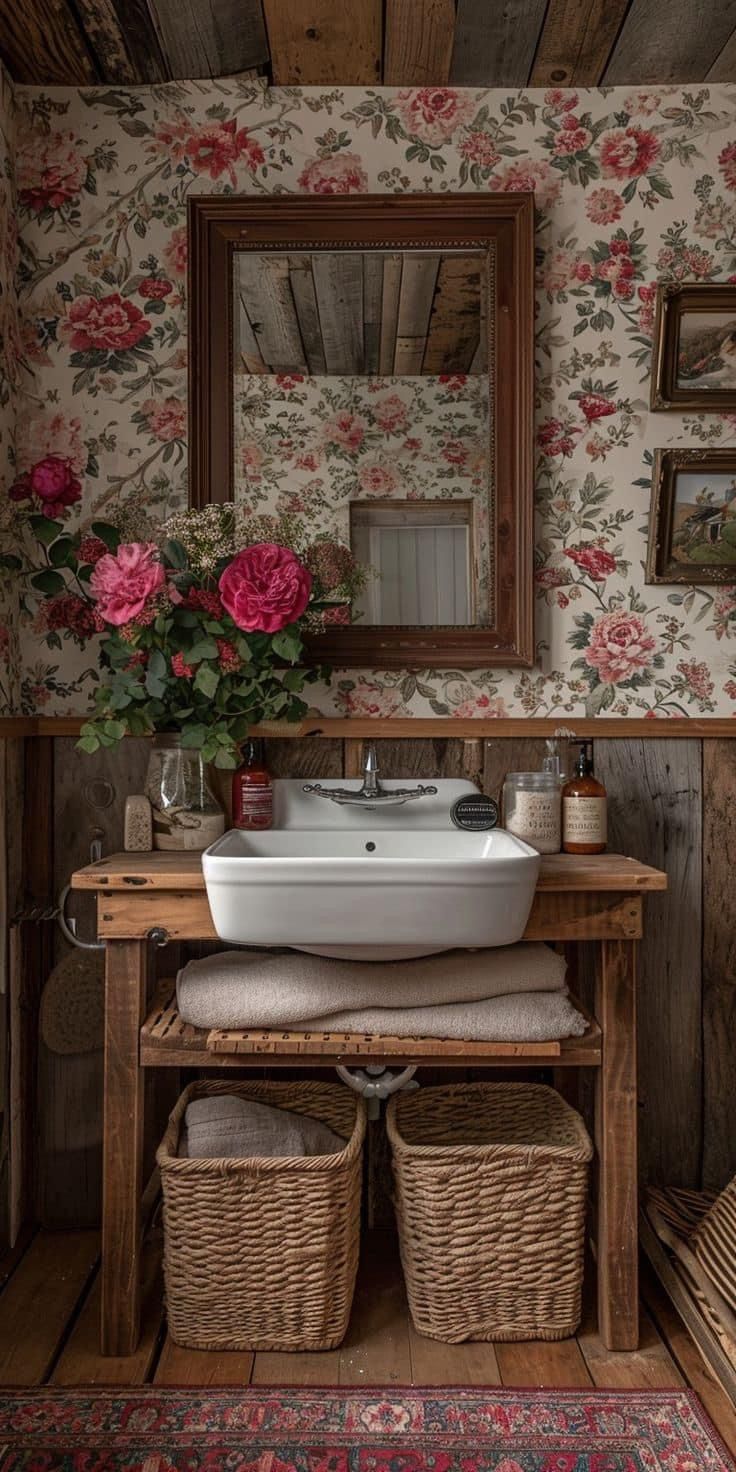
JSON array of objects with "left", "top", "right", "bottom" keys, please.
[{"left": 140, "top": 983, "right": 602, "bottom": 1069}]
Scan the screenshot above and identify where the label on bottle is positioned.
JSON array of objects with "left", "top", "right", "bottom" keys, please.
[
  {"left": 506, "top": 791, "right": 561, "bottom": 854},
  {"left": 235, "top": 779, "right": 273, "bottom": 829},
  {"left": 563, "top": 795, "right": 607, "bottom": 847}
]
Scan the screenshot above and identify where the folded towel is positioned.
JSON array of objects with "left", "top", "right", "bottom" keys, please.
[
  {"left": 177, "top": 943, "right": 567, "bottom": 1032},
  {"left": 179, "top": 1095, "right": 346, "bottom": 1159}
]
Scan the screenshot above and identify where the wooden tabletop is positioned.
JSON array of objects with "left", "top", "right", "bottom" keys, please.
[{"left": 72, "top": 850, "right": 668, "bottom": 892}]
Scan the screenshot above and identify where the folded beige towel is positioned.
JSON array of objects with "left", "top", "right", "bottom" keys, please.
[
  {"left": 179, "top": 1095, "right": 346, "bottom": 1159},
  {"left": 177, "top": 943, "right": 567, "bottom": 1033}
]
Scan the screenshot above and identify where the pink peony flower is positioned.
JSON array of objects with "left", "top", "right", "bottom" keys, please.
[
  {"left": 459, "top": 131, "right": 500, "bottom": 169},
  {"left": 544, "top": 89, "right": 579, "bottom": 112},
  {"left": 586, "top": 188, "right": 624, "bottom": 225},
  {"left": 142, "top": 396, "right": 186, "bottom": 442},
  {"left": 358, "top": 462, "right": 399, "bottom": 495},
  {"left": 63, "top": 293, "right": 151, "bottom": 353},
  {"left": 323, "top": 411, "right": 367, "bottom": 452},
  {"left": 584, "top": 610, "right": 657, "bottom": 684},
  {"left": 492, "top": 158, "right": 561, "bottom": 210},
  {"left": 9, "top": 455, "right": 82, "bottom": 518},
  {"left": 297, "top": 153, "right": 368, "bottom": 195},
  {"left": 17, "top": 129, "right": 86, "bottom": 213},
  {"left": 676, "top": 659, "right": 714, "bottom": 701},
  {"left": 185, "top": 119, "right": 264, "bottom": 184},
  {"left": 373, "top": 394, "right": 409, "bottom": 433},
  {"left": 600, "top": 126, "right": 660, "bottom": 180},
  {"left": 396, "top": 88, "right": 475, "bottom": 146},
  {"left": 553, "top": 117, "right": 592, "bottom": 156},
  {"left": 164, "top": 225, "right": 188, "bottom": 277},
  {"left": 719, "top": 141, "right": 736, "bottom": 191},
  {"left": 218, "top": 543, "right": 312, "bottom": 634},
  {"left": 565, "top": 545, "right": 617, "bottom": 580},
  {"left": 90, "top": 542, "right": 165, "bottom": 627},
  {"left": 625, "top": 90, "right": 661, "bottom": 116}
]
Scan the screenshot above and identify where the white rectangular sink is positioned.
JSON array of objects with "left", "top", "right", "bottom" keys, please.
[{"left": 203, "top": 780, "right": 540, "bottom": 957}]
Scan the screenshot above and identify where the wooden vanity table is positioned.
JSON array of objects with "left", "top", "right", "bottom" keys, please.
[{"left": 71, "top": 850, "right": 666, "bottom": 1359}]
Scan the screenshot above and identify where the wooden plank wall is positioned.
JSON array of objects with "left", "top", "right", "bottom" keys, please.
[{"left": 1, "top": 732, "right": 734, "bottom": 1243}]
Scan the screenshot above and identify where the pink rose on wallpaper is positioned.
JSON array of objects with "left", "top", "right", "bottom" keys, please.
[
  {"left": 552, "top": 116, "right": 593, "bottom": 156},
  {"left": 164, "top": 225, "right": 188, "bottom": 277},
  {"left": 600, "top": 126, "right": 660, "bottom": 180},
  {"left": 219, "top": 544, "right": 312, "bottom": 633},
  {"left": 584, "top": 610, "right": 657, "bottom": 684},
  {"left": 17, "top": 129, "right": 86, "bottom": 213},
  {"left": 240, "top": 442, "right": 265, "bottom": 476},
  {"left": 625, "top": 90, "right": 661, "bottom": 116},
  {"left": 275, "top": 373, "right": 305, "bottom": 390},
  {"left": 63, "top": 293, "right": 151, "bottom": 353},
  {"left": 139, "top": 277, "right": 172, "bottom": 300},
  {"left": 577, "top": 393, "right": 616, "bottom": 422},
  {"left": 358, "top": 462, "right": 399, "bottom": 495},
  {"left": 637, "top": 282, "right": 657, "bottom": 334},
  {"left": 397, "top": 88, "right": 475, "bottom": 146},
  {"left": 492, "top": 159, "right": 561, "bottom": 210},
  {"left": 297, "top": 153, "right": 369, "bottom": 194},
  {"left": 565, "top": 546, "right": 617, "bottom": 580},
  {"left": 438, "top": 374, "right": 468, "bottom": 391},
  {"left": 20, "top": 412, "right": 85, "bottom": 474},
  {"left": 185, "top": 120, "right": 264, "bottom": 183},
  {"left": 719, "top": 141, "right": 736, "bottom": 191},
  {"left": 9, "top": 455, "right": 82, "bottom": 518},
  {"left": 442, "top": 439, "right": 469, "bottom": 466},
  {"left": 544, "top": 89, "right": 579, "bottom": 112},
  {"left": 586, "top": 188, "right": 624, "bottom": 225},
  {"left": 677, "top": 660, "right": 714, "bottom": 702},
  {"left": 323, "top": 411, "right": 367, "bottom": 452},
  {"left": 452, "top": 694, "right": 509, "bottom": 719},
  {"left": 537, "top": 418, "right": 580, "bottom": 459},
  {"left": 373, "top": 394, "right": 409, "bottom": 433},
  {"left": 90, "top": 543, "right": 165, "bottom": 627},
  {"left": 142, "top": 396, "right": 186, "bottom": 442},
  {"left": 459, "top": 132, "right": 500, "bottom": 170}
]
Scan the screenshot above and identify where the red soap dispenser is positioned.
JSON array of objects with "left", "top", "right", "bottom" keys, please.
[{"left": 232, "top": 738, "right": 273, "bottom": 830}]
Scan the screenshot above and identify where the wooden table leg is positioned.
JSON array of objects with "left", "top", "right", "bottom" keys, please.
[
  {"left": 101, "top": 939, "right": 148, "bottom": 1356},
  {"left": 595, "top": 937, "right": 639, "bottom": 1351}
]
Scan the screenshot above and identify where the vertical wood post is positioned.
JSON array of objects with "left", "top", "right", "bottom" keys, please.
[
  {"left": 595, "top": 937, "right": 639, "bottom": 1350},
  {"left": 101, "top": 938, "right": 148, "bottom": 1356}
]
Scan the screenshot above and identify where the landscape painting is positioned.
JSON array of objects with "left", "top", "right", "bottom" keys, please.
[
  {"left": 651, "top": 285, "right": 736, "bottom": 410},
  {"left": 676, "top": 311, "right": 736, "bottom": 390},
  {"left": 647, "top": 449, "right": 736, "bottom": 583}
]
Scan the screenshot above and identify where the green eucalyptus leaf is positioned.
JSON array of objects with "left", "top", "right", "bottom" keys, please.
[
  {"left": 29, "top": 515, "right": 63, "bottom": 546},
  {"left": 194, "top": 663, "right": 220, "bottom": 699},
  {"left": 91, "top": 521, "right": 121, "bottom": 552},
  {"left": 31, "top": 569, "right": 65, "bottom": 595}
]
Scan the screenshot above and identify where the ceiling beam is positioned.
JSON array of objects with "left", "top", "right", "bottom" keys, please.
[
  {"left": 707, "top": 24, "right": 736, "bottom": 79},
  {"left": 146, "top": 0, "right": 268, "bottom": 78},
  {"left": 263, "top": 0, "right": 382, "bottom": 84},
  {"left": 384, "top": 0, "right": 455, "bottom": 85},
  {"left": 75, "top": 0, "right": 169, "bottom": 82},
  {"left": 604, "top": 0, "right": 736, "bottom": 82},
  {"left": 529, "top": 0, "right": 631, "bottom": 86},
  {"left": 0, "top": 0, "right": 97, "bottom": 83},
  {"left": 451, "top": 0, "right": 548, "bottom": 85}
]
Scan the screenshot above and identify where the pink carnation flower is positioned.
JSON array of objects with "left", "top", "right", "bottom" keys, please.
[
  {"left": 90, "top": 542, "right": 165, "bottom": 627},
  {"left": 219, "top": 543, "right": 312, "bottom": 634}
]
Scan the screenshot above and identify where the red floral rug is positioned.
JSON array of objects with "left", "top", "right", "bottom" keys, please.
[{"left": 0, "top": 1387, "right": 733, "bottom": 1471}]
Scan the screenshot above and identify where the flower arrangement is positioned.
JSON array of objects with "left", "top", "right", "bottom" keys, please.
[{"left": 11, "top": 480, "right": 366, "bottom": 766}]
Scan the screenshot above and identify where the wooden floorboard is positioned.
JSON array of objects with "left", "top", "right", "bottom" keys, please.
[
  {"left": 0, "top": 1230, "right": 99, "bottom": 1385},
  {"left": 155, "top": 1337, "right": 255, "bottom": 1386},
  {"left": 51, "top": 1237, "right": 163, "bottom": 1387},
  {"left": 642, "top": 1262, "right": 736, "bottom": 1458},
  {"left": 338, "top": 1232, "right": 412, "bottom": 1385},
  {"left": 495, "top": 1337, "right": 593, "bottom": 1387}
]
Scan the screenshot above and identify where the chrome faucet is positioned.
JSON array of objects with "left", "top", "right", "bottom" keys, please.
[{"left": 303, "top": 742, "right": 438, "bottom": 807}]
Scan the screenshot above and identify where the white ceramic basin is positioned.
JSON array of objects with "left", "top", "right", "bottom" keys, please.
[{"left": 203, "top": 779, "right": 540, "bottom": 957}]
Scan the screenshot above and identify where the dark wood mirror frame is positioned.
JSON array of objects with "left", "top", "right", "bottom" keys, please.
[{"left": 188, "top": 193, "right": 535, "bottom": 668}]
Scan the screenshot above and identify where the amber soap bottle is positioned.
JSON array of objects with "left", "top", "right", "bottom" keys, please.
[
  {"left": 232, "top": 738, "right": 273, "bottom": 830},
  {"left": 562, "top": 741, "right": 607, "bottom": 854}
]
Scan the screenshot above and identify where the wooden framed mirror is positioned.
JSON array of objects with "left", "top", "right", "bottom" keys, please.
[{"left": 189, "top": 194, "right": 534, "bottom": 668}]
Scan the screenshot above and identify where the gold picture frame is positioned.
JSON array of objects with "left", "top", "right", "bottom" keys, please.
[
  {"left": 647, "top": 447, "right": 736, "bottom": 583},
  {"left": 651, "top": 283, "right": 736, "bottom": 411}
]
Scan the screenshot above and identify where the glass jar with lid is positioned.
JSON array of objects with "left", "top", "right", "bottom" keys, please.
[{"left": 502, "top": 771, "right": 561, "bottom": 855}]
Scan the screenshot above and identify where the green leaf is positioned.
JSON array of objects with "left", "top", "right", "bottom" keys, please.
[
  {"left": 179, "top": 724, "right": 208, "bottom": 748},
  {"left": 102, "top": 719, "right": 126, "bottom": 741},
  {"left": 76, "top": 734, "right": 101, "bottom": 754},
  {"left": 29, "top": 514, "right": 63, "bottom": 546},
  {"left": 49, "top": 536, "right": 77, "bottom": 568},
  {"left": 194, "top": 664, "right": 220, "bottom": 698},
  {"left": 187, "top": 637, "right": 219, "bottom": 662},
  {"left": 0, "top": 554, "right": 22, "bottom": 571},
  {"left": 31, "top": 568, "right": 65, "bottom": 595},
  {"left": 91, "top": 521, "right": 121, "bottom": 552},
  {"left": 271, "top": 627, "right": 302, "bottom": 662},
  {"left": 162, "top": 538, "right": 188, "bottom": 569},
  {"left": 145, "top": 647, "right": 167, "bottom": 698}
]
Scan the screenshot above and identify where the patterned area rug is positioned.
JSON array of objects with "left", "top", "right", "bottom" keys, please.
[{"left": 0, "top": 1387, "right": 734, "bottom": 1470}]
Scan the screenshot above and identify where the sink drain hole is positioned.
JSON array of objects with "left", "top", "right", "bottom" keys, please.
[{"left": 365, "top": 841, "right": 376, "bottom": 852}]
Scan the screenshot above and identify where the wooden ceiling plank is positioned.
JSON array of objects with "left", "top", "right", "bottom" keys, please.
[
  {"left": 312, "top": 253, "right": 364, "bottom": 374},
  {"left": 0, "top": 0, "right": 97, "bottom": 83},
  {"left": 529, "top": 0, "right": 630, "bottom": 87},
  {"left": 236, "top": 257, "right": 307, "bottom": 373},
  {"left": 393, "top": 336, "right": 426, "bottom": 374},
  {"left": 104, "top": 0, "right": 169, "bottom": 82},
  {"left": 363, "top": 254, "right": 383, "bottom": 375},
  {"left": 397, "top": 255, "right": 440, "bottom": 340},
  {"left": 604, "top": 0, "right": 736, "bottom": 82},
  {"left": 451, "top": 0, "right": 548, "bottom": 85},
  {"left": 384, "top": 0, "right": 455, "bottom": 85},
  {"left": 146, "top": 0, "right": 269, "bottom": 78},
  {"left": 72, "top": 0, "right": 139, "bottom": 83},
  {"left": 379, "top": 254, "right": 403, "bottom": 377},
  {"left": 289, "top": 257, "right": 328, "bottom": 376},
  {"left": 236, "top": 296, "right": 269, "bottom": 374},
  {"left": 706, "top": 23, "right": 736, "bottom": 80},
  {"left": 422, "top": 255, "right": 482, "bottom": 375},
  {"left": 263, "top": 0, "right": 382, "bottom": 84}
]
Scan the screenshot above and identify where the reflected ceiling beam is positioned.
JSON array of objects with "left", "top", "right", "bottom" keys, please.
[
  {"left": 236, "top": 297, "right": 269, "bottom": 374},
  {"left": 236, "top": 257, "right": 306, "bottom": 373},
  {"left": 0, "top": 0, "right": 97, "bottom": 83},
  {"left": 71, "top": 0, "right": 139, "bottom": 83},
  {"left": 394, "top": 256, "right": 440, "bottom": 376},
  {"left": 707, "top": 24, "right": 736, "bottom": 79},
  {"left": 379, "top": 256, "right": 403, "bottom": 377},
  {"left": 363, "top": 256, "right": 383, "bottom": 375},
  {"left": 289, "top": 257, "right": 327, "bottom": 375},
  {"left": 451, "top": 0, "right": 547, "bottom": 84},
  {"left": 423, "top": 258, "right": 481, "bottom": 375},
  {"left": 262, "top": 0, "right": 382, "bottom": 83},
  {"left": 384, "top": 0, "right": 455, "bottom": 85},
  {"left": 146, "top": 0, "right": 268, "bottom": 78},
  {"left": 529, "top": 0, "right": 630, "bottom": 86},
  {"left": 312, "top": 254, "right": 364, "bottom": 374},
  {"left": 604, "top": 0, "right": 736, "bottom": 81}
]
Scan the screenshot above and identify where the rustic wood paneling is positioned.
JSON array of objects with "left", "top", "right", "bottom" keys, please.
[
  {"left": 263, "top": 0, "right": 382, "bottom": 84},
  {"left": 604, "top": 0, "right": 736, "bottom": 82},
  {"left": 451, "top": 0, "right": 548, "bottom": 84},
  {"left": 529, "top": 0, "right": 630, "bottom": 86},
  {"left": 72, "top": 0, "right": 139, "bottom": 82},
  {"left": 483, "top": 737, "right": 550, "bottom": 807},
  {"left": 0, "top": 0, "right": 97, "bottom": 82},
  {"left": 147, "top": 0, "right": 268, "bottom": 78},
  {"left": 594, "top": 739, "right": 702, "bottom": 1188},
  {"left": 707, "top": 26, "right": 736, "bottom": 80},
  {"left": 384, "top": 0, "right": 455, "bottom": 86},
  {"left": 702, "top": 740, "right": 736, "bottom": 1191}
]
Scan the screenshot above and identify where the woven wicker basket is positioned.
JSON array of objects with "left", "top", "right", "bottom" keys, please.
[
  {"left": 157, "top": 1078, "right": 366, "bottom": 1351},
  {"left": 387, "top": 1081, "right": 592, "bottom": 1343}
]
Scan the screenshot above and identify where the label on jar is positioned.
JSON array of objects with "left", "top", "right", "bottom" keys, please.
[
  {"left": 235, "top": 781, "right": 273, "bottom": 829},
  {"left": 506, "top": 792, "right": 561, "bottom": 854},
  {"left": 563, "top": 795, "right": 607, "bottom": 846}
]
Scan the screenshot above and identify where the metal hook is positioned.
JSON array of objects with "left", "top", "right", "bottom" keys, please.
[{"left": 56, "top": 883, "right": 106, "bottom": 951}]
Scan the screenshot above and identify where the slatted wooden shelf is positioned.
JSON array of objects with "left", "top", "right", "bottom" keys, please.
[{"left": 140, "top": 982, "right": 602, "bottom": 1069}]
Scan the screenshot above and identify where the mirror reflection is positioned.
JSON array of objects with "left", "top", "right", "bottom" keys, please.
[{"left": 231, "top": 250, "right": 491, "bottom": 628}]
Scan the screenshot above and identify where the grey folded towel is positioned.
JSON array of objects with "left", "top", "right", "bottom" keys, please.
[
  {"left": 177, "top": 943, "right": 568, "bottom": 1033},
  {"left": 235, "top": 990, "right": 585, "bottom": 1043},
  {"left": 179, "top": 1095, "right": 346, "bottom": 1160}
]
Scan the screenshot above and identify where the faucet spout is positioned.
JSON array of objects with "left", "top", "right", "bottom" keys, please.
[{"left": 302, "top": 740, "right": 438, "bottom": 808}]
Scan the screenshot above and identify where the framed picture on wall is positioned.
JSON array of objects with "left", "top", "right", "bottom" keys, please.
[
  {"left": 647, "top": 447, "right": 736, "bottom": 583},
  {"left": 651, "top": 283, "right": 736, "bottom": 410}
]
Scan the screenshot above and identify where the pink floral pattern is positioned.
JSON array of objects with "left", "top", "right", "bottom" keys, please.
[{"left": 5, "top": 77, "right": 736, "bottom": 717}]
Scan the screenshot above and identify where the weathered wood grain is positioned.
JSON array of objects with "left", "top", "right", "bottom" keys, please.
[
  {"left": 422, "top": 256, "right": 483, "bottom": 374},
  {"left": 483, "top": 737, "right": 550, "bottom": 807},
  {"left": 595, "top": 739, "right": 702, "bottom": 1188},
  {"left": 0, "top": 0, "right": 97, "bottom": 82},
  {"left": 363, "top": 254, "right": 383, "bottom": 373},
  {"left": 155, "top": 1334, "right": 255, "bottom": 1384},
  {"left": 451, "top": 0, "right": 548, "bottom": 84},
  {"left": 101, "top": 941, "right": 148, "bottom": 1355},
  {"left": 51, "top": 1238, "right": 163, "bottom": 1385},
  {"left": 72, "top": 0, "right": 138, "bottom": 82},
  {"left": 702, "top": 740, "right": 736, "bottom": 1190},
  {"left": 263, "top": 0, "right": 382, "bottom": 83},
  {"left": 384, "top": 0, "right": 455, "bottom": 84},
  {"left": 147, "top": 0, "right": 268, "bottom": 77},
  {"left": 236, "top": 257, "right": 306, "bottom": 373},
  {"left": 604, "top": 0, "right": 736, "bottom": 81},
  {"left": 288, "top": 257, "right": 327, "bottom": 376},
  {"left": 529, "top": 0, "right": 629, "bottom": 85},
  {"left": 496, "top": 1337, "right": 593, "bottom": 1387},
  {"left": 379, "top": 255, "right": 402, "bottom": 374},
  {"left": 311, "top": 253, "right": 364, "bottom": 374},
  {"left": 338, "top": 1232, "right": 411, "bottom": 1384},
  {"left": 707, "top": 25, "right": 736, "bottom": 79},
  {"left": 0, "top": 1230, "right": 99, "bottom": 1384},
  {"left": 595, "top": 938, "right": 639, "bottom": 1350}
]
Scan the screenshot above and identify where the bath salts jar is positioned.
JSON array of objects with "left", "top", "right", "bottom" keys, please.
[{"left": 503, "top": 772, "right": 561, "bottom": 855}]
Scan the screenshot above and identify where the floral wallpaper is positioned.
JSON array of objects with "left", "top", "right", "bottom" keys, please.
[
  {"left": 233, "top": 372, "right": 491, "bottom": 622},
  {"left": 0, "top": 63, "right": 21, "bottom": 713},
  {"left": 5, "top": 78, "right": 736, "bottom": 718}
]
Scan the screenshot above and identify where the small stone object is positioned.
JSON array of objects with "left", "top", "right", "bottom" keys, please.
[{"left": 124, "top": 793, "right": 153, "bottom": 851}]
